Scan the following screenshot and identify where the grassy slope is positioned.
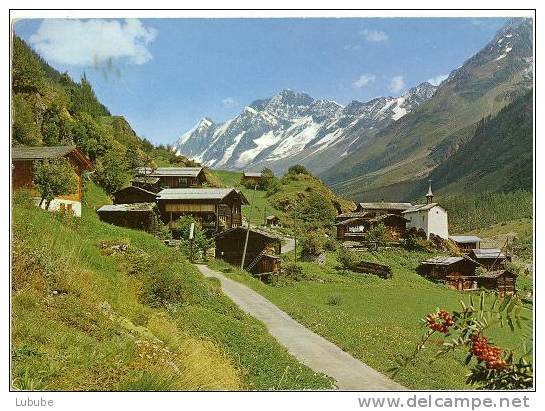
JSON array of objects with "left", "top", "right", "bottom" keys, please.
[
  {"left": 11, "top": 182, "right": 332, "bottom": 391},
  {"left": 208, "top": 248, "right": 532, "bottom": 390}
]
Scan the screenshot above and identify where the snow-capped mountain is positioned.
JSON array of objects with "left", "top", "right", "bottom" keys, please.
[{"left": 175, "top": 83, "right": 437, "bottom": 174}]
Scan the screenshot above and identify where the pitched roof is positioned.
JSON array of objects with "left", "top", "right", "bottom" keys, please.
[
  {"left": 479, "top": 270, "right": 517, "bottom": 279},
  {"left": 336, "top": 211, "right": 369, "bottom": 219},
  {"left": 97, "top": 203, "right": 157, "bottom": 212},
  {"left": 156, "top": 188, "right": 248, "bottom": 203},
  {"left": 12, "top": 145, "right": 92, "bottom": 168},
  {"left": 421, "top": 256, "right": 466, "bottom": 266},
  {"left": 402, "top": 203, "right": 444, "bottom": 213},
  {"left": 243, "top": 171, "right": 262, "bottom": 177},
  {"left": 132, "top": 176, "right": 160, "bottom": 184},
  {"left": 113, "top": 186, "right": 157, "bottom": 197},
  {"left": 215, "top": 226, "right": 282, "bottom": 240},
  {"left": 334, "top": 217, "right": 367, "bottom": 226},
  {"left": 471, "top": 248, "right": 506, "bottom": 259},
  {"left": 450, "top": 235, "right": 483, "bottom": 244},
  {"left": 136, "top": 167, "right": 203, "bottom": 177},
  {"left": 358, "top": 202, "right": 412, "bottom": 211}
]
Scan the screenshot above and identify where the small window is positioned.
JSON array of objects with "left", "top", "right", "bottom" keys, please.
[
  {"left": 59, "top": 203, "right": 66, "bottom": 215},
  {"left": 67, "top": 203, "right": 73, "bottom": 215}
]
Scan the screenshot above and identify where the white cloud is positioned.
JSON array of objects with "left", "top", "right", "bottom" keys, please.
[
  {"left": 360, "top": 29, "right": 389, "bottom": 42},
  {"left": 29, "top": 19, "right": 157, "bottom": 66},
  {"left": 222, "top": 97, "right": 238, "bottom": 108},
  {"left": 389, "top": 76, "right": 405, "bottom": 94},
  {"left": 352, "top": 73, "right": 376, "bottom": 89},
  {"left": 427, "top": 73, "right": 449, "bottom": 86}
]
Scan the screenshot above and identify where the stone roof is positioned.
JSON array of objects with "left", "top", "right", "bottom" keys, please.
[
  {"left": 402, "top": 203, "right": 444, "bottom": 213},
  {"left": 421, "top": 256, "right": 466, "bottom": 266},
  {"left": 136, "top": 167, "right": 203, "bottom": 177},
  {"left": 358, "top": 202, "right": 412, "bottom": 211},
  {"left": 471, "top": 248, "right": 506, "bottom": 259},
  {"left": 97, "top": 203, "right": 156, "bottom": 212},
  {"left": 479, "top": 270, "right": 517, "bottom": 279},
  {"left": 12, "top": 145, "right": 92, "bottom": 168},
  {"left": 450, "top": 235, "right": 483, "bottom": 244},
  {"left": 157, "top": 188, "right": 247, "bottom": 202}
]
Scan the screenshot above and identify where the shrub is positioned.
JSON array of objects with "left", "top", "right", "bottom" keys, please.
[
  {"left": 283, "top": 262, "right": 303, "bottom": 281},
  {"left": 337, "top": 247, "right": 361, "bottom": 270},
  {"left": 33, "top": 158, "right": 78, "bottom": 209},
  {"left": 141, "top": 268, "right": 187, "bottom": 308},
  {"left": 297, "top": 192, "right": 337, "bottom": 228},
  {"left": 363, "top": 223, "right": 389, "bottom": 246},
  {"left": 286, "top": 164, "right": 310, "bottom": 176},
  {"left": 326, "top": 293, "right": 342, "bottom": 306},
  {"left": 301, "top": 230, "right": 326, "bottom": 257}
]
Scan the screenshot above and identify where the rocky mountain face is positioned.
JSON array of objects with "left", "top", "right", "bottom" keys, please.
[
  {"left": 175, "top": 84, "right": 437, "bottom": 174},
  {"left": 321, "top": 18, "right": 533, "bottom": 201}
]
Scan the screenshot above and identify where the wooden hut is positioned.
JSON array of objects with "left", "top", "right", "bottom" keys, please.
[
  {"left": 156, "top": 188, "right": 248, "bottom": 232},
  {"left": 12, "top": 145, "right": 92, "bottom": 217},
  {"left": 469, "top": 249, "right": 510, "bottom": 270},
  {"left": 112, "top": 186, "right": 157, "bottom": 205},
  {"left": 334, "top": 217, "right": 367, "bottom": 239},
  {"left": 265, "top": 215, "right": 280, "bottom": 227},
  {"left": 214, "top": 227, "right": 282, "bottom": 272},
  {"left": 450, "top": 235, "right": 482, "bottom": 252},
  {"left": 418, "top": 256, "right": 478, "bottom": 291},
  {"left": 477, "top": 270, "right": 517, "bottom": 296},
  {"left": 135, "top": 167, "right": 206, "bottom": 188},
  {"left": 367, "top": 214, "right": 407, "bottom": 241},
  {"left": 97, "top": 203, "right": 158, "bottom": 232},
  {"left": 242, "top": 171, "right": 262, "bottom": 185}
]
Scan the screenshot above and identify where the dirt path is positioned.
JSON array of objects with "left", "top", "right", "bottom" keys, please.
[{"left": 195, "top": 264, "right": 405, "bottom": 390}]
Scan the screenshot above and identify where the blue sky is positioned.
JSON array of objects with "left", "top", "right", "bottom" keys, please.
[{"left": 14, "top": 17, "right": 507, "bottom": 145}]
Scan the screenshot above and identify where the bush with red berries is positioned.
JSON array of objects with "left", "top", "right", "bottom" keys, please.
[{"left": 391, "top": 293, "right": 532, "bottom": 389}]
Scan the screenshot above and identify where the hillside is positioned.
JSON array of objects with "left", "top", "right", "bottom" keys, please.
[
  {"left": 11, "top": 184, "right": 332, "bottom": 390},
  {"left": 321, "top": 18, "right": 533, "bottom": 201},
  {"left": 11, "top": 36, "right": 197, "bottom": 195}
]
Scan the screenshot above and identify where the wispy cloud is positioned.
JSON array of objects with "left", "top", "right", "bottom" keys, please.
[
  {"left": 427, "top": 73, "right": 449, "bottom": 86},
  {"left": 389, "top": 76, "right": 405, "bottom": 94},
  {"left": 221, "top": 97, "right": 238, "bottom": 108},
  {"left": 352, "top": 73, "right": 376, "bottom": 88},
  {"left": 29, "top": 19, "right": 157, "bottom": 67},
  {"left": 360, "top": 29, "right": 389, "bottom": 42},
  {"left": 343, "top": 44, "right": 362, "bottom": 51}
]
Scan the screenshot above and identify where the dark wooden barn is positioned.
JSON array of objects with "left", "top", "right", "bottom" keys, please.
[
  {"left": 477, "top": 270, "right": 517, "bottom": 296},
  {"left": 135, "top": 167, "right": 206, "bottom": 188},
  {"left": 97, "top": 203, "right": 159, "bottom": 232},
  {"left": 334, "top": 214, "right": 407, "bottom": 241},
  {"left": 214, "top": 227, "right": 282, "bottom": 272},
  {"left": 450, "top": 235, "right": 482, "bottom": 252},
  {"left": 334, "top": 217, "right": 368, "bottom": 239},
  {"left": 156, "top": 188, "right": 248, "bottom": 233},
  {"left": 112, "top": 186, "right": 157, "bottom": 205},
  {"left": 12, "top": 145, "right": 92, "bottom": 217},
  {"left": 418, "top": 256, "right": 478, "bottom": 291},
  {"left": 469, "top": 249, "right": 510, "bottom": 270}
]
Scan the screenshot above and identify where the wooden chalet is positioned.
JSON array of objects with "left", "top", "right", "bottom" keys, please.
[
  {"left": 156, "top": 188, "right": 248, "bottom": 232},
  {"left": 97, "top": 203, "right": 158, "bottom": 232},
  {"left": 136, "top": 167, "right": 206, "bottom": 188},
  {"left": 214, "top": 227, "right": 282, "bottom": 273},
  {"left": 450, "top": 235, "right": 482, "bottom": 252},
  {"left": 12, "top": 145, "right": 92, "bottom": 217},
  {"left": 112, "top": 186, "right": 157, "bottom": 205},
  {"left": 418, "top": 256, "right": 478, "bottom": 291},
  {"left": 265, "top": 215, "right": 280, "bottom": 227},
  {"left": 355, "top": 202, "right": 412, "bottom": 216},
  {"left": 242, "top": 171, "right": 262, "bottom": 185},
  {"left": 469, "top": 248, "right": 510, "bottom": 270},
  {"left": 132, "top": 175, "right": 161, "bottom": 193},
  {"left": 477, "top": 270, "right": 517, "bottom": 296},
  {"left": 334, "top": 217, "right": 368, "bottom": 239}
]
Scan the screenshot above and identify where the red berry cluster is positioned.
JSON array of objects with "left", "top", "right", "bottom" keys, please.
[
  {"left": 426, "top": 309, "right": 454, "bottom": 334},
  {"left": 470, "top": 334, "right": 507, "bottom": 369}
]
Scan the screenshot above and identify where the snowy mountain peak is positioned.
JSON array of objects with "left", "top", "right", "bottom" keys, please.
[{"left": 175, "top": 85, "right": 437, "bottom": 174}]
